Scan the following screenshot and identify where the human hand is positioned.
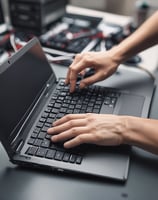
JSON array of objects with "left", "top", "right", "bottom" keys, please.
[
  {"left": 47, "top": 113, "right": 127, "bottom": 148},
  {"left": 65, "top": 50, "right": 120, "bottom": 93}
]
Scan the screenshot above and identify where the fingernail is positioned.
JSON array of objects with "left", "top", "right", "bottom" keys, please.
[
  {"left": 64, "top": 142, "right": 71, "bottom": 149},
  {"left": 47, "top": 128, "right": 54, "bottom": 133},
  {"left": 47, "top": 128, "right": 51, "bottom": 133},
  {"left": 70, "top": 87, "right": 74, "bottom": 93},
  {"left": 80, "top": 82, "right": 85, "bottom": 89},
  {"left": 51, "top": 135, "right": 57, "bottom": 141}
]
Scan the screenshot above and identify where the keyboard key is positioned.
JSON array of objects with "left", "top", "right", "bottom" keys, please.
[
  {"left": 60, "top": 107, "right": 67, "bottom": 113},
  {"left": 54, "top": 103, "right": 61, "bottom": 108},
  {"left": 63, "top": 153, "right": 70, "bottom": 162},
  {"left": 45, "top": 134, "right": 52, "bottom": 139},
  {"left": 36, "top": 122, "right": 44, "bottom": 128},
  {"left": 38, "top": 131, "right": 46, "bottom": 139},
  {"left": 41, "top": 139, "right": 50, "bottom": 148},
  {"left": 33, "top": 127, "right": 40, "bottom": 134},
  {"left": 45, "top": 107, "right": 52, "bottom": 113},
  {"left": 50, "top": 143, "right": 64, "bottom": 151},
  {"left": 34, "top": 139, "right": 42, "bottom": 146},
  {"left": 86, "top": 107, "right": 93, "bottom": 113},
  {"left": 56, "top": 113, "right": 65, "bottom": 119},
  {"left": 92, "top": 108, "right": 100, "bottom": 113},
  {"left": 44, "top": 123, "right": 51, "bottom": 127},
  {"left": 55, "top": 151, "right": 64, "bottom": 161},
  {"left": 104, "top": 97, "right": 111, "bottom": 105},
  {"left": 51, "top": 108, "right": 59, "bottom": 114},
  {"left": 69, "top": 154, "right": 76, "bottom": 163},
  {"left": 41, "top": 126, "right": 49, "bottom": 132},
  {"left": 45, "top": 149, "right": 56, "bottom": 159},
  {"left": 46, "top": 118, "right": 53, "bottom": 124},
  {"left": 31, "top": 132, "right": 38, "bottom": 138},
  {"left": 26, "top": 146, "right": 38, "bottom": 155},
  {"left": 41, "top": 112, "right": 49, "bottom": 118},
  {"left": 36, "top": 147, "right": 47, "bottom": 157},
  {"left": 27, "top": 138, "right": 35, "bottom": 145},
  {"left": 39, "top": 118, "right": 46, "bottom": 123},
  {"left": 66, "top": 109, "right": 73, "bottom": 114},
  {"left": 76, "top": 156, "right": 83, "bottom": 164}
]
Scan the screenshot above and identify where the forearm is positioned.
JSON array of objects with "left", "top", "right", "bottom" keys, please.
[
  {"left": 123, "top": 116, "right": 158, "bottom": 154},
  {"left": 112, "top": 11, "right": 158, "bottom": 63}
]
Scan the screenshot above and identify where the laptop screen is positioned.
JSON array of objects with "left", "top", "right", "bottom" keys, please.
[{"left": 0, "top": 39, "right": 53, "bottom": 139}]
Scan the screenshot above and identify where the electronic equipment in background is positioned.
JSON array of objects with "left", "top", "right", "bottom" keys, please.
[
  {"left": 39, "top": 13, "right": 103, "bottom": 62},
  {"left": 0, "top": 0, "right": 8, "bottom": 34},
  {"left": 9, "top": 0, "right": 68, "bottom": 35},
  {"left": 0, "top": 0, "right": 4, "bottom": 24},
  {"left": 9, "top": 1, "right": 141, "bottom": 68},
  {"left": 40, "top": 13, "right": 103, "bottom": 53},
  {"left": 0, "top": 0, "right": 10, "bottom": 63},
  {"left": 14, "top": 13, "right": 103, "bottom": 66}
]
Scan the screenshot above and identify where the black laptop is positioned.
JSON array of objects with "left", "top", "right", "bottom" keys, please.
[{"left": 0, "top": 37, "right": 154, "bottom": 181}]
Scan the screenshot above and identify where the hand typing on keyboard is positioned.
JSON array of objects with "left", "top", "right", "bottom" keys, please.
[
  {"left": 47, "top": 113, "right": 128, "bottom": 149},
  {"left": 49, "top": 10, "right": 158, "bottom": 155},
  {"left": 47, "top": 49, "right": 123, "bottom": 148},
  {"left": 65, "top": 50, "right": 119, "bottom": 93}
]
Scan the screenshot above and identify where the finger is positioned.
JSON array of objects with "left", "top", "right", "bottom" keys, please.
[
  {"left": 79, "top": 71, "right": 105, "bottom": 89},
  {"left": 47, "top": 117, "right": 87, "bottom": 135},
  {"left": 67, "top": 56, "right": 94, "bottom": 92},
  {"left": 79, "top": 69, "right": 86, "bottom": 77},
  {"left": 63, "top": 134, "right": 97, "bottom": 148},
  {"left": 65, "top": 53, "right": 83, "bottom": 85},
  {"left": 51, "top": 126, "right": 89, "bottom": 143},
  {"left": 65, "top": 67, "right": 71, "bottom": 85},
  {"left": 65, "top": 67, "right": 86, "bottom": 89},
  {"left": 53, "top": 114, "right": 86, "bottom": 126},
  {"left": 69, "top": 61, "right": 90, "bottom": 93}
]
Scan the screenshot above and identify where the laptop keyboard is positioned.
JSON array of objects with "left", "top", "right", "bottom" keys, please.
[{"left": 25, "top": 81, "right": 120, "bottom": 165}]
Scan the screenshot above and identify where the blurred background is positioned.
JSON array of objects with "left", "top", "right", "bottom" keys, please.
[
  {"left": 1, "top": 0, "right": 158, "bottom": 67},
  {"left": 69, "top": 0, "right": 157, "bottom": 15},
  {"left": 2, "top": 0, "right": 158, "bottom": 19}
]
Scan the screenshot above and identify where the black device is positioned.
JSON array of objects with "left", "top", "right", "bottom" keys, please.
[
  {"left": 0, "top": 0, "right": 4, "bottom": 24},
  {"left": 9, "top": 0, "right": 68, "bottom": 34},
  {"left": 0, "top": 37, "right": 154, "bottom": 181}
]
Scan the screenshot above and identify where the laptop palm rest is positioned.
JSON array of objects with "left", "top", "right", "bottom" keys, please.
[
  {"left": 80, "top": 145, "right": 130, "bottom": 180},
  {"left": 114, "top": 94, "right": 145, "bottom": 117}
]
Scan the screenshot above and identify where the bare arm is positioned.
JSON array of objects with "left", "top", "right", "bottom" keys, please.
[
  {"left": 124, "top": 116, "right": 158, "bottom": 154},
  {"left": 47, "top": 11, "right": 158, "bottom": 155},
  {"left": 66, "top": 11, "right": 158, "bottom": 92},
  {"left": 113, "top": 10, "right": 158, "bottom": 63},
  {"left": 48, "top": 114, "right": 158, "bottom": 155}
]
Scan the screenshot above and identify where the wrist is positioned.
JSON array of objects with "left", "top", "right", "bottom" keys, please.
[
  {"left": 122, "top": 116, "right": 149, "bottom": 147},
  {"left": 109, "top": 45, "right": 128, "bottom": 65},
  {"left": 120, "top": 116, "right": 141, "bottom": 145}
]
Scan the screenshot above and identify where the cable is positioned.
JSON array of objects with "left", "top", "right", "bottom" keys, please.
[
  {"left": 135, "top": 64, "right": 156, "bottom": 80},
  {"left": 10, "top": 34, "right": 18, "bottom": 52}
]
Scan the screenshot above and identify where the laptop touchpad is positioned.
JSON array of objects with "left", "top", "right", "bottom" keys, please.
[{"left": 114, "top": 94, "right": 145, "bottom": 117}]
